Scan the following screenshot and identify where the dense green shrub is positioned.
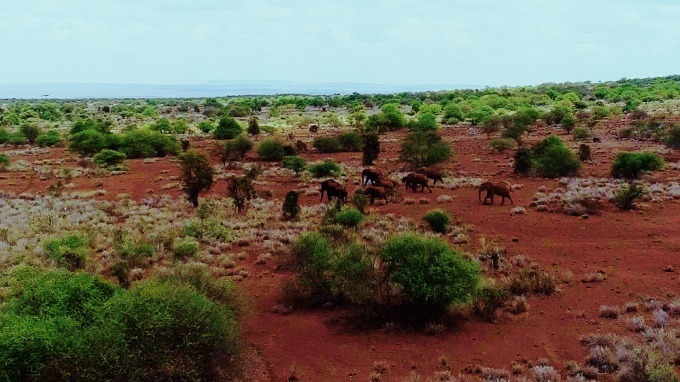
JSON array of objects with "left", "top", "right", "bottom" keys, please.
[
  {"left": 423, "top": 209, "right": 451, "bottom": 234},
  {"left": 197, "top": 120, "right": 214, "bottom": 134},
  {"left": 611, "top": 151, "right": 664, "bottom": 179},
  {"left": 514, "top": 148, "right": 533, "bottom": 174},
  {"left": 0, "top": 153, "right": 9, "bottom": 170},
  {"left": 19, "top": 123, "right": 41, "bottom": 144},
  {"left": 247, "top": 116, "right": 260, "bottom": 135},
  {"left": 282, "top": 155, "right": 306, "bottom": 176},
  {"left": 312, "top": 136, "right": 342, "bottom": 153},
  {"left": 8, "top": 134, "right": 28, "bottom": 146},
  {"left": 116, "top": 241, "right": 155, "bottom": 266},
  {"left": 334, "top": 207, "right": 364, "bottom": 228},
  {"left": 664, "top": 125, "right": 680, "bottom": 148},
  {"left": 612, "top": 183, "right": 647, "bottom": 210},
  {"left": 184, "top": 218, "right": 229, "bottom": 241},
  {"left": 308, "top": 159, "right": 342, "bottom": 178},
  {"left": 172, "top": 238, "right": 199, "bottom": 260},
  {"left": 362, "top": 132, "right": 380, "bottom": 165},
  {"left": 337, "top": 131, "right": 363, "bottom": 151},
  {"left": 400, "top": 131, "right": 452, "bottom": 168},
  {"left": 379, "top": 233, "right": 481, "bottom": 309},
  {"left": 0, "top": 267, "right": 240, "bottom": 381},
  {"left": 92, "top": 149, "right": 126, "bottom": 168},
  {"left": 442, "top": 102, "right": 463, "bottom": 124},
  {"left": 70, "top": 118, "right": 112, "bottom": 135},
  {"left": 35, "top": 130, "right": 62, "bottom": 147},
  {"left": 214, "top": 116, "right": 243, "bottom": 139},
  {"left": 365, "top": 103, "right": 406, "bottom": 132},
  {"left": 0, "top": 128, "right": 10, "bottom": 144},
  {"left": 69, "top": 129, "right": 119, "bottom": 156},
  {"left": 532, "top": 135, "right": 580, "bottom": 178},
  {"left": 257, "top": 137, "right": 285, "bottom": 161},
  {"left": 578, "top": 144, "right": 591, "bottom": 161},
  {"left": 488, "top": 138, "right": 517, "bottom": 152},
  {"left": 119, "top": 129, "right": 179, "bottom": 159},
  {"left": 561, "top": 113, "right": 576, "bottom": 134},
  {"left": 410, "top": 112, "right": 439, "bottom": 131},
  {"left": 43, "top": 235, "right": 90, "bottom": 271},
  {"left": 573, "top": 126, "right": 591, "bottom": 140}
]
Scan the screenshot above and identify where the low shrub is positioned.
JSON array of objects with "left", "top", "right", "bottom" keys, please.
[
  {"left": 0, "top": 153, "right": 9, "bottom": 170},
  {"left": 422, "top": 209, "right": 451, "bottom": 234},
  {"left": 611, "top": 151, "right": 664, "bottom": 179},
  {"left": 35, "top": 130, "right": 62, "bottom": 147},
  {"left": 337, "top": 131, "right": 362, "bottom": 151},
  {"left": 532, "top": 135, "right": 580, "bottom": 178},
  {"left": 119, "top": 129, "right": 179, "bottom": 159},
  {"left": 92, "top": 149, "right": 127, "bottom": 168},
  {"left": 611, "top": 183, "right": 646, "bottom": 210},
  {"left": 308, "top": 159, "right": 342, "bottom": 178},
  {"left": 43, "top": 235, "right": 90, "bottom": 271},
  {"left": 578, "top": 143, "right": 591, "bottom": 161},
  {"left": 573, "top": 127, "right": 591, "bottom": 140},
  {"left": 472, "top": 282, "right": 510, "bottom": 321},
  {"left": 257, "top": 137, "right": 285, "bottom": 161},
  {"left": 334, "top": 207, "right": 364, "bottom": 228},
  {"left": 19, "top": 123, "right": 41, "bottom": 144},
  {"left": 0, "top": 267, "right": 240, "bottom": 381},
  {"left": 509, "top": 269, "right": 557, "bottom": 295},
  {"left": 213, "top": 116, "right": 243, "bottom": 139},
  {"left": 282, "top": 190, "right": 301, "bottom": 220},
  {"left": 352, "top": 190, "right": 368, "bottom": 214},
  {"left": 488, "top": 138, "right": 517, "bottom": 152},
  {"left": 116, "top": 241, "right": 155, "bottom": 266},
  {"left": 665, "top": 125, "right": 680, "bottom": 148},
  {"left": 282, "top": 155, "right": 306, "bottom": 176},
  {"left": 513, "top": 148, "right": 532, "bottom": 174},
  {"left": 312, "top": 136, "right": 342, "bottom": 153},
  {"left": 172, "top": 238, "right": 199, "bottom": 260}
]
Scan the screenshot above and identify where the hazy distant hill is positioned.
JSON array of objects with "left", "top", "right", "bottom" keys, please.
[{"left": 0, "top": 81, "right": 480, "bottom": 99}]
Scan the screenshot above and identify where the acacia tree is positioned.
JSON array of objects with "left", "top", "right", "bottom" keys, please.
[
  {"left": 399, "top": 131, "right": 451, "bottom": 168},
  {"left": 180, "top": 150, "right": 214, "bottom": 207}
]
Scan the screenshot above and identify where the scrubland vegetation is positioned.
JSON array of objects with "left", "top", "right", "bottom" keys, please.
[{"left": 1, "top": 74, "right": 680, "bottom": 380}]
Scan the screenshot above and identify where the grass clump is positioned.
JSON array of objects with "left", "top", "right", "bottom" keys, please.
[
  {"left": 422, "top": 209, "right": 451, "bottom": 234},
  {"left": 611, "top": 151, "right": 664, "bottom": 179},
  {"left": 172, "top": 238, "right": 199, "bottom": 260},
  {"left": 43, "top": 235, "right": 90, "bottom": 271}
]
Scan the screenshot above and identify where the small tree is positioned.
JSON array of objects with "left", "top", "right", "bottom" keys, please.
[
  {"left": 247, "top": 116, "right": 260, "bottom": 135},
  {"left": 481, "top": 115, "right": 501, "bottom": 139},
  {"left": 612, "top": 183, "right": 646, "bottom": 210},
  {"left": 578, "top": 144, "right": 591, "bottom": 161},
  {"left": 214, "top": 116, "right": 242, "bottom": 140},
  {"left": 19, "top": 123, "right": 41, "bottom": 144},
  {"left": 362, "top": 132, "right": 380, "bottom": 165},
  {"left": 282, "top": 190, "right": 301, "bottom": 220},
  {"left": 257, "top": 138, "right": 285, "bottom": 161},
  {"left": 399, "top": 131, "right": 452, "bottom": 168},
  {"left": 180, "top": 150, "right": 215, "bottom": 207},
  {"left": 282, "top": 155, "right": 306, "bottom": 176},
  {"left": 423, "top": 209, "right": 451, "bottom": 234},
  {"left": 561, "top": 113, "right": 576, "bottom": 134},
  {"left": 514, "top": 148, "right": 532, "bottom": 174},
  {"left": 228, "top": 173, "right": 257, "bottom": 213}
]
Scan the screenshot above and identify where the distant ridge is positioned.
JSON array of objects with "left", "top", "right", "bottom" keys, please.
[{"left": 0, "top": 81, "right": 481, "bottom": 99}]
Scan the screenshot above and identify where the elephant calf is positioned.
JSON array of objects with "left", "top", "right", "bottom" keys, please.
[{"left": 478, "top": 181, "right": 513, "bottom": 205}]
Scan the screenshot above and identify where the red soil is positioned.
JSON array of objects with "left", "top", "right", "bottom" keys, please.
[{"left": 3, "top": 122, "right": 679, "bottom": 381}]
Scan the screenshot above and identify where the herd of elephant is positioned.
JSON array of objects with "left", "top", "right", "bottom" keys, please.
[{"left": 319, "top": 167, "right": 514, "bottom": 206}]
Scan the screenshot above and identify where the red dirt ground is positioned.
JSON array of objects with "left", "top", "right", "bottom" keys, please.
[{"left": 2, "top": 120, "right": 679, "bottom": 381}]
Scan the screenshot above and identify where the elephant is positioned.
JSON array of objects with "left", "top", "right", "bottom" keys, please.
[
  {"left": 478, "top": 181, "right": 513, "bottom": 205},
  {"left": 363, "top": 186, "right": 389, "bottom": 204},
  {"left": 416, "top": 166, "right": 444, "bottom": 185},
  {"left": 361, "top": 168, "right": 384, "bottom": 186},
  {"left": 320, "top": 179, "right": 347, "bottom": 203},
  {"left": 401, "top": 173, "right": 432, "bottom": 193}
]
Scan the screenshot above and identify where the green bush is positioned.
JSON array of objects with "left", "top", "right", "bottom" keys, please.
[
  {"left": 8, "top": 134, "right": 28, "bottom": 146},
  {"left": 308, "top": 159, "right": 342, "bottom": 178},
  {"left": 69, "top": 129, "right": 119, "bottom": 156},
  {"left": 612, "top": 183, "right": 646, "bottom": 210},
  {"left": 0, "top": 128, "right": 10, "bottom": 144},
  {"left": 172, "top": 238, "right": 199, "bottom": 260},
  {"left": 665, "top": 125, "right": 680, "bottom": 148},
  {"left": 92, "top": 149, "right": 126, "bottom": 168},
  {"left": 334, "top": 207, "right": 364, "bottom": 228},
  {"left": 472, "top": 282, "right": 510, "bottom": 321},
  {"left": 611, "top": 151, "right": 664, "bottom": 179},
  {"left": 578, "top": 144, "right": 591, "bottom": 161},
  {"left": 400, "top": 131, "right": 452, "bottom": 168},
  {"left": 35, "top": 130, "right": 62, "bottom": 147},
  {"left": 352, "top": 190, "right": 368, "bottom": 214},
  {"left": 247, "top": 116, "right": 260, "bottom": 135},
  {"left": 532, "top": 135, "right": 580, "bottom": 178},
  {"left": 19, "top": 123, "right": 41, "bottom": 144},
  {"left": 43, "top": 235, "right": 90, "bottom": 271},
  {"left": 312, "top": 136, "right": 342, "bottom": 153},
  {"left": 120, "top": 129, "right": 179, "bottom": 158},
  {"left": 184, "top": 218, "right": 229, "bottom": 241},
  {"left": 423, "top": 209, "right": 451, "bottom": 234},
  {"left": 70, "top": 118, "right": 113, "bottom": 135},
  {"left": 291, "top": 232, "right": 336, "bottom": 302},
  {"left": 337, "top": 131, "right": 363, "bottom": 151},
  {"left": 379, "top": 233, "right": 481, "bottom": 309},
  {"left": 257, "top": 137, "right": 285, "bottom": 161},
  {"left": 362, "top": 132, "right": 380, "bottom": 165},
  {"left": 0, "top": 267, "right": 240, "bottom": 381},
  {"left": 282, "top": 155, "right": 306, "bottom": 176},
  {"left": 573, "top": 127, "right": 591, "bottom": 140},
  {"left": 0, "top": 153, "right": 9, "bottom": 170},
  {"left": 488, "top": 138, "right": 517, "bottom": 152},
  {"left": 116, "top": 241, "right": 155, "bottom": 266},
  {"left": 214, "top": 116, "right": 243, "bottom": 139},
  {"left": 197, "top": 121, "right": 214, "bottom": 134}
]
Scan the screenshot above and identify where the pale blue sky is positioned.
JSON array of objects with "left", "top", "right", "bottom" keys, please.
[{"left": 1, "top": 0, "right": 679, "bottom": 87}]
